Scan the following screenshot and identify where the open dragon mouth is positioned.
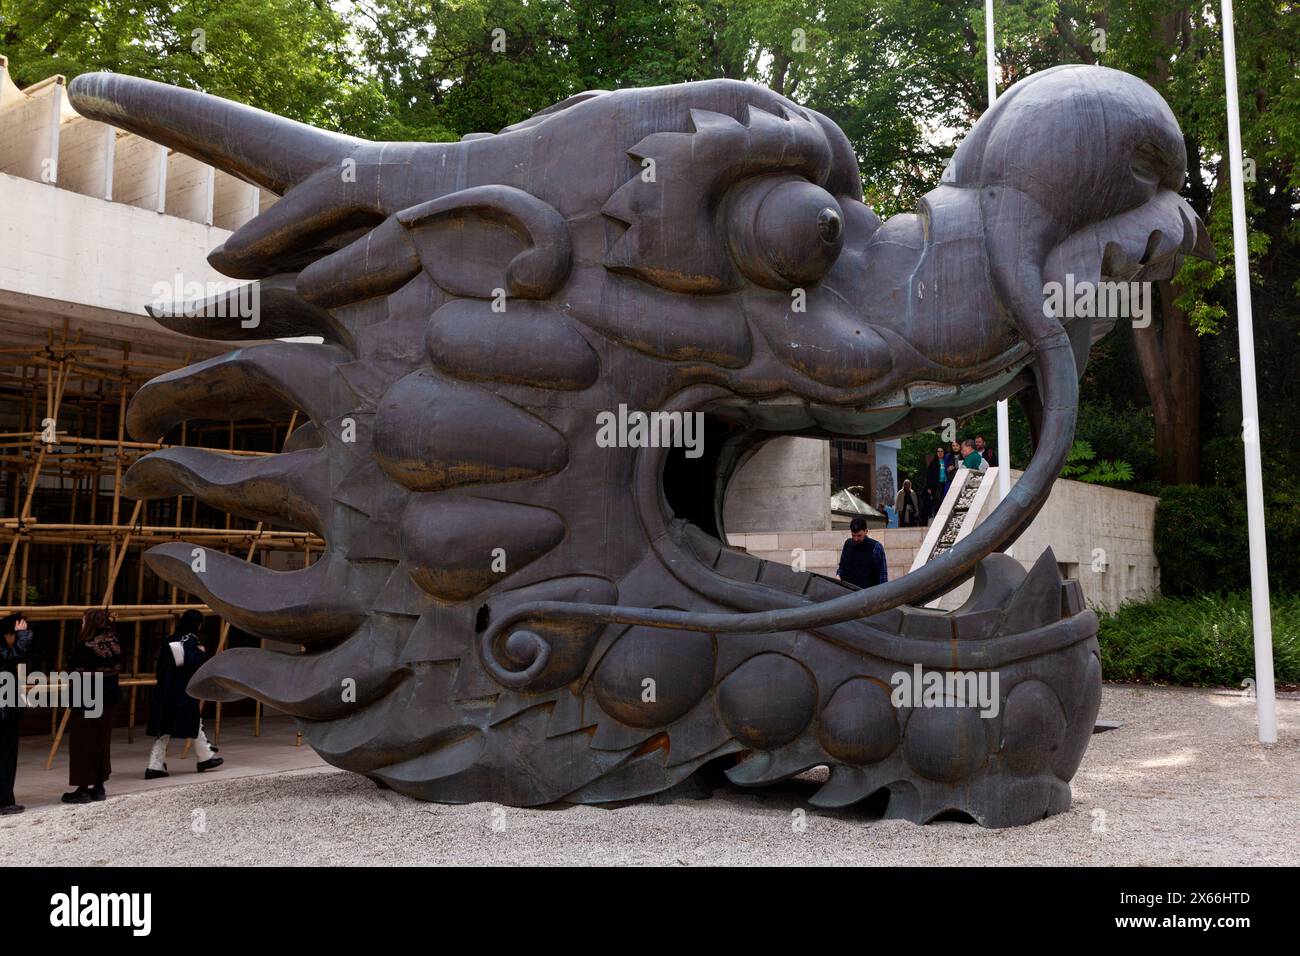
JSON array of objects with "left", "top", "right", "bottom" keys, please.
[{"left": 654, "top": 362, "right": 1033, "bottom": 587}]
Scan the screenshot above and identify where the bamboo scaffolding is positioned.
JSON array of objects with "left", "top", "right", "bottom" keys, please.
[{"left": 0, "top": 338, "right": 301, "bottom": 756}]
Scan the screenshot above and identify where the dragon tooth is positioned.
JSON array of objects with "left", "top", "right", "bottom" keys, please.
[{"left": 144, "top": 544, "right": 365, "bottom": 644}]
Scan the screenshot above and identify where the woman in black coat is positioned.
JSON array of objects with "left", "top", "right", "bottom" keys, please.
[
  {"left": 145, "top": 610, "right": 223, "bottom": 778},
  {"left": 0, "top": 613, "right": 34, "bottom": 815},
  {"left": 63, "top": 609, "right": 122, "bottom": 803}
]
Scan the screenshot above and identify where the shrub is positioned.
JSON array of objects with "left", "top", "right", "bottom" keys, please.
[
  {"left": 1154, "top": 484, "right": 1300, "bottom": 596},
  {"left": 1098, "top": 592, "right": 1300, "bottom": 687}
]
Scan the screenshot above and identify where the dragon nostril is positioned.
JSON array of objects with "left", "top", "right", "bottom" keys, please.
[{"left": 817, "top": 207, "right": 843, "bottom": 243}]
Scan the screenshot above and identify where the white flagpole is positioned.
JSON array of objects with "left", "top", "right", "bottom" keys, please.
[
  {"left": 986, "top": 1, "right": 1013, "bottom": 541},
  {"left": 1221, "top": 0, "right": 1277, "bottom": 744}
]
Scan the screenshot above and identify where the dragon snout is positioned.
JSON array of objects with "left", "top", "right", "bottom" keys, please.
[{"left": 1045, "top": 189, "right": 1214, "bottom": 293}]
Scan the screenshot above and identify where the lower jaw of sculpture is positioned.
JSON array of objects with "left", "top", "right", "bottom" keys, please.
[
  {"left": 571, "top": 393, "right": 1104, "bottom": 829},
  {"left": 717, "top": 606, "right": 1103, "bottom": 830},
  {"left": 627, "top": 519, "right": 1103, "bottom": 828},
  {"left": 356, "top": 543, "right": 1101, "bottom": 829},
  {"left": 344, "top": 402, "right": 1102, "bottom": 830}
]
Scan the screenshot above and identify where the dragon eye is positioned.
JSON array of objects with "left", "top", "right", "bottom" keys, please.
[
  {"left": 817, "top": 207, "right": 843, "bottom": 243},
  {"left": 723, "top": 174, "right": 844, "bottom": 289}
]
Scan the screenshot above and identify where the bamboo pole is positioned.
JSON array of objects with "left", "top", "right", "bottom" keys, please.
[
  {"left": 109, "top": 346, "right": 129, "bottom": 527},
  {"left": 129, "top": 546, "right": 145, "bottom": 743},
  {"left": 0, "top": 355, "right": 70, "bottom": 594},
  {"left": 99, "top": 499, "right": 145, "bottom": 607},
  {"left": 0, "top": 603, "right": 211, "bottom": 620}
]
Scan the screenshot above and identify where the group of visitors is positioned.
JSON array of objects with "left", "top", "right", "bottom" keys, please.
[
  {"left": 841, "top": 435, "right": 995, "bottom": 589},
  {"left": 895, "top": 435, "right": 997, "bottom": 528},
  {"left": 0, "top": 609, "right": 223, "bottom": 815}
]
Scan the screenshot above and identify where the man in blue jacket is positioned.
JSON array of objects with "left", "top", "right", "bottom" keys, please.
[{"left": 836, "top": 517, "right": 888, "bottom": 589}]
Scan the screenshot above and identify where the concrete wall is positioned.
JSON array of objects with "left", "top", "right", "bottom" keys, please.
[
  {"left": 723, "top": 436, "right": 830, "bottom": 533},
  {"left": 1002, "top": 469, "right": 1159, "bottom": 610},
  {"left": 0, "top": 172, "right": 236, "bottom": 314},
  {"left": 0, "top": 171, "right": 248, "bottom": 359},
  {"left": 919, "top": 468, "right": 1158, "bottom": 611}
]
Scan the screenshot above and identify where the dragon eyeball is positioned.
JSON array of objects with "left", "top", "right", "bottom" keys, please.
[
  {"left": 722, "top": 174, "right": 844, "bottom": 289},
  {"left": 816, "top": 206, "right": 843, "bottom": 243}
]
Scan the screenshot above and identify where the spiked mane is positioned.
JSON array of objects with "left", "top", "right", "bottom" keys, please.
[{"left": 602, "top": 105, "right": 835, "bottom": 292}]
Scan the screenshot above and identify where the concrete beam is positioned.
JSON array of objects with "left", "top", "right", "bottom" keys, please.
[
  {"left": 0, "top": 170, "right": 247, "bottom": 361},
  {"left": 111, "top": 130, "right": 166, "bottom": 211},
  {"left": 165, "top": 149, "right": 214, "bottom": 224},
  {"left": 0, "top": 75, "right": 62, "bottom": 184}
]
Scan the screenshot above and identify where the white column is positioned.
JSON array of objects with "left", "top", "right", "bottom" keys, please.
[
  {"left": 1221, "top": 0, "right": 1276, "bottom": 744},
  {"left": 985, "top": 1, "right": 1013, "bottom": 532}
]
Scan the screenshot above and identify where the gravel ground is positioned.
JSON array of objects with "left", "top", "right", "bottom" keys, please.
[{"left": 2, "top": 685, "right": 1296, "bottom": 866}]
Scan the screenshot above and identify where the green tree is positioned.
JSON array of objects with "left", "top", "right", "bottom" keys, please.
[{"left": 0, "top": 0, "right": 369, "bottom": 131}]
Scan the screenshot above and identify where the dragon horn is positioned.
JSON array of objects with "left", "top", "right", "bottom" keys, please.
[{"left": 67, "top": 72, "right": 364, "bottom": 194}]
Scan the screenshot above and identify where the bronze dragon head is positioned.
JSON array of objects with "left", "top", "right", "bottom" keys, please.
[{"left": 69, "top": 64, "right": 1209, "bottom": 826}]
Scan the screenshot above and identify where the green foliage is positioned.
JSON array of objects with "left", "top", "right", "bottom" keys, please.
[
  {"left": 1154, "top": 484, "right": 1300, "bottom": 597},
  {"left": 0, "top": 0, "right": 364, "bottom": 130},
  {"left": 1075, "top": 399, "right": 1156, "bottom": 484},
  {"left": 900, "top": 429, "right": 943, "bottom": 470},
  {"left": 1098, "top": 591, "right": 1300, "bottom": 687},
  {"left": 1060, "top": 439, "right": 1134, "bottom": 484}
]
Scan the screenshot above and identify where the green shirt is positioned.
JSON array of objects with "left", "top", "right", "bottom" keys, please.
[{"left": 963, "top": 451, "right": 985, "bottom": 470}]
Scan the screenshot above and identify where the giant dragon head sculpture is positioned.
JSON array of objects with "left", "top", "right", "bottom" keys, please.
[{"left": 69, "top": 65, "right": 1209, "bottom": 826}]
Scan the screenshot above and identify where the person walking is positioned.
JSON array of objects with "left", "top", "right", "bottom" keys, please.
[
  {"left": 917, "top": 454, "right": 935, "bottom": 525},
  {"left": 63, "top": 609, "right": 122, "bottom": 804},
  {"left": 145, "top": 610, "right": 223, "bottom": 779},
  {"left": 895, "top": 479, "right": 920, "bottom": 528},
  {"left": 0, "top": 613, "right": 33, "bottom": 815},
  {"left": 836, "top": 517, "right": 888, "bottom": 589}
]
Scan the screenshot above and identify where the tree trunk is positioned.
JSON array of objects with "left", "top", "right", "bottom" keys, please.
[
  {"left": 1125, "top": 9, "right": 1202, "bottom": 484},
  {"left": 1132, "top": 280, "right": 1201, "bottom": 483}
]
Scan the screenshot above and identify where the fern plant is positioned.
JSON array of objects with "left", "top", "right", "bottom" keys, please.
[{"left": 1060, "top": 439, "right": 1134, "bottom": 484}]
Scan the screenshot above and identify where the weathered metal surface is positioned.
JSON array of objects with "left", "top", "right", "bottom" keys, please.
[{"left": 67, "top": 65, "right": 1210, "bottom": 826}]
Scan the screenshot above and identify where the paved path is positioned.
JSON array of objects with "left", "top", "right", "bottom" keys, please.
[{"left": 2, "top": 686, "right": 1296, "bottom": 866}]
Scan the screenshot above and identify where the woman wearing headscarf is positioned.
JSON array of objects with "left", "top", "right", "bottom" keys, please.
[
  {"left": 63, "top": 609, "right": 122, "bottom": 804},
  {"left": 894, "top": 479, "right": 920, "bottom": 528}
]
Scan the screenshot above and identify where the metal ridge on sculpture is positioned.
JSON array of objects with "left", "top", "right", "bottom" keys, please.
[{"left": 69, "top": 65, "right": 1212, "bottom": 826}]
